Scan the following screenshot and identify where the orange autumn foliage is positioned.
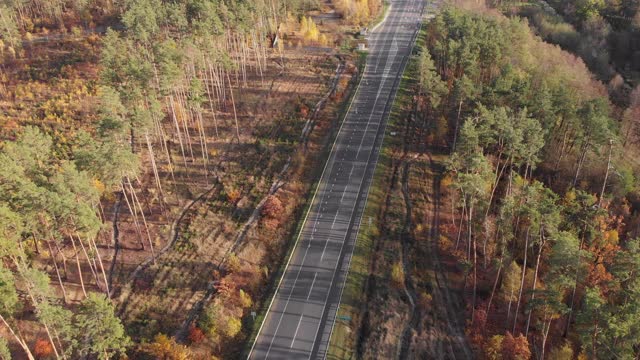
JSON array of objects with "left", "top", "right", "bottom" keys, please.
[
  {"left": 188, "top": 326, "right": 206, "bottom": 344},
  {"left": 34, "top": 338, "right": 54, "bottom": 358},
  {"left": 587, "top": 263, "right": 614, "bottom": 293},
  {"left": 587, "top": 229, "right": 619, "bottom": 294},
  {"left": 262, "top": 195, "right": 284, "bottom": 219},
  {"left": 501, "top": 332, "right": 531, "bottom": 360}
]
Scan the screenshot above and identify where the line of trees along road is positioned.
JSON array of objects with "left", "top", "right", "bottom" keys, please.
[
  {"left": 0, "top": 0, "right": 331, "bottom": 358},
  {"left": 417, "top": 7, "right": 640, "bottom": 358}
]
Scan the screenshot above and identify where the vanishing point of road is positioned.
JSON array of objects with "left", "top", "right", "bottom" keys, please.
[{"left": 248, "top": 0, "right": 426, "bottom": 358}]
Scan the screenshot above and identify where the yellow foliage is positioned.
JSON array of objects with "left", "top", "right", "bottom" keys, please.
[
  {"left": 548, "top": 342, "right": 574, "bottom": 360},
  {"left": 224, "top": 317, "right": 242, "bottom": 338},
  {"left": 71, "top": 26, "right": 83, "bottom": 37},
  {"left": 301, "top": 16, "right": 320, "bottom": 43},
  {"left": 226, "top": 253, "right": 241, "bottom": 273},
  {"left": 391, "top": 262, "right": 404, "bottom": 288},
  {"left": 440, "top": 175, "right": 454, "bottom": 189},
  {"left": 277, "top": 38, "right": 285, "bottom": 53},
  {"left": 93, "top": 179, "right": 106, "bottom": 194},
  {"left": 418, "top": 291, "right": 432, "bottom": 310},
  {"left": 334, "top": 0, "right": 381, "bottom": 25},
  {"left": 439, "top": 234, "right": 454, "bottom": 251},
  {"left": 144, "top": 334, "right": 192, "bottom": 360},
  {"left": 485, "top": 335, "right": 504, "bottom": 360},
  {"left": 225, "top": 185, "right": 241, "bottom": 204},
  {"left": 239, "top": 289, "right": 252, "bottom": 309},
  {"left": 563, "top": 189, "right": 577, "bottom": 204},
  {"left": 605, "top": 229, "right": 619, "bottom": 245},
  {"left": 354, "top": 0, "right": 370, "bottom": 24},
  {"left": 502, "top": 261, "right": 521, "bottom": 302},
  {"left": 319, "top": 34, "right": 329, "bottom": 47},
  {"left": 282, "top": 13, "right": 298, "bottom": 34}
]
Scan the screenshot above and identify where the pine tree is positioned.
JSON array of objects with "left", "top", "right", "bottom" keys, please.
[{"left": 74, "top": 293, "right": 130, "bottom": 359}]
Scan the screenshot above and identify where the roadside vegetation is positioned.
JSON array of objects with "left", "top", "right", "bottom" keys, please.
[{"left": 0, "top": 0, "right": 383, "bottom": 358}]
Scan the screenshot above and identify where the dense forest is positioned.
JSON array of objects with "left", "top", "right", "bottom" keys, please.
[
  {"left": 0, "top": 0, "right": 382, "bottom": 358},
  {"left": 488, "top": 0, "right": 640, "bottom": 113},
  {"left": 541, "top": 0, "right": 640, "bottom": 81},
  {"left": 491, "top": 0, "right": 640, "bottom": 83},
  {"left": 415, "top": 4, "right": 640, "bottom": 358}
]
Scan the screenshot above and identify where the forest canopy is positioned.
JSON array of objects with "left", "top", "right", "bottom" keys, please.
[{"left": 415, "top": 6, "right": 640, "bottom": 357}]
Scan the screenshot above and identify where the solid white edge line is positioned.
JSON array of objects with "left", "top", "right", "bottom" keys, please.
[
  {"left": 246, "top": 25, "right": 373, "bottom": 359},
  {"left": 311, "top": 5, "right": 408, "bottom": 358},
  {"left": 322, "top": 3, "right": 427, "bottom": 360}
]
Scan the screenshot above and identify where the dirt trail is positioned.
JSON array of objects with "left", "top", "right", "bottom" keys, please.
[
  {"left": 424, "top": 156, "right": 473, "bottom": 360},
  {"left": 396, "top": 73, "right": 472, "bottom": 358},
  {"left": 356, "top": 159, "right": 402, "bottom": 360},
  {"left": 116, "top": 181, "right": 220, "bottom": 316},
  {"left": 395, "top": 152, "right": 472, "bottom": 360},
  {"left": 398, "top": 160, "right": 418, "bottom": 360}
]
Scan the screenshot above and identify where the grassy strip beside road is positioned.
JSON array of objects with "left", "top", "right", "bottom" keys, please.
[
  {"left": 326, "top": 26, "right": 427, "bottom": 360},
  {"left": 241, "top": 52, "right": 367, "bottom": 358},
  {"left": 370, "top": 1, "right": 391, "bottom": 31}
]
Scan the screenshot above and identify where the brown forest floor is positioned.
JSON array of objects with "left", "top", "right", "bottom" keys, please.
[
  {"left": 112, "top": 49, "right": 358, "bottom": 355},
  {"left": 0, "top": 8, "right": 366, "bottom": 357}
]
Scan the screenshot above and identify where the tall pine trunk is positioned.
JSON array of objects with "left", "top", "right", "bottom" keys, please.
[
  {"left": 525, "top": 227, "right": 545, "bottom": 336},
  {"left": 169, "top": 94, "right": 189, "bottom": 171},
  {"left": 89, "top": 236, "right": 110, "bottom": 296},
  {"left": 0, "top": 313, "right": 36, "bottom": 360},
  {"left": 226, "top": 71, "right": 241, "bottom": 142},
  {"left": 77, "top": 235, "right": 100, "bottom": 289},
  {"left": 69, "top": 234, "right": 87, "bottom": 298},
  {"left": 46, "top": 240, "right": 68, "bottom": 304},
  {"left": 564, "top": 229, "right": 586, "bottom": 337},
  {"left": 127, "top": 178, "right": 156, "bottom": 263},
  {"left": 487, "top": 253, "right": 504, "bottom": 315},
  {"left": 513, "top": 226, "right": 530, "bottom": 333},
  {"left": 119, "top": 182, "right": 145, "bottom": 250}
]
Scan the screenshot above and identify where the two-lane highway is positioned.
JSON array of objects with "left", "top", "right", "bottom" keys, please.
[{"left": 248, "top": 1, "right": 426, "bottom": 358}]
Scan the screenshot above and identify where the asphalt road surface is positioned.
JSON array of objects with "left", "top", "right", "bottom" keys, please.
[{"left": 248, "top": 1, "right": 426, "bottom": 359}]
